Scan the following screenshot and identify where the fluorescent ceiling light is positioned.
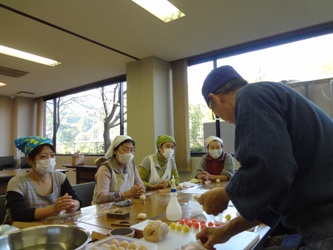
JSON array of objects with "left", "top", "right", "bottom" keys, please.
[
  {"left": 0, "top": 45, "right": 61, "bottom": 66},
  {"left": 0, "top": 82, "right": 7, "bottom": 87},
  {"left": 132, "top": 0, "right": 185, "bottom": 23}
]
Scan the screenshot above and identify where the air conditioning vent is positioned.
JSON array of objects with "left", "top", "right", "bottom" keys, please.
[{"left": 0, "top": 66, "right": 29, "bottom": 78}]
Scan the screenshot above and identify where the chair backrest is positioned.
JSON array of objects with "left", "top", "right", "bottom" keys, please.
[
  {"left": 0, "top": 156, "right": 15, "bottom": 170},
  {"left": 72, "top": 182, "right": 95, "bottom": 208},
  {"left": 19, "top": 157, "right": 30, "bottom": 169},
  {"left": 0, "top": 195, "right": 6, "bottom": 224}
]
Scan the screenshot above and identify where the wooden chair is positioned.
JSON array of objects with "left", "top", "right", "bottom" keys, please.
[
  {"left": 72, "top": 181, "right": 95, "bottom": 208},
  {"left": 19, "top": 157, "right": 30, "bottom": 169},
  {"left": 0, "top": 156, "right": 15, "bottom": 171}
]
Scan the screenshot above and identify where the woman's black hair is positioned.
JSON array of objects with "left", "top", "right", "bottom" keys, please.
[{"left": 28, "top": 144, "right": 55, "bottom": 160}]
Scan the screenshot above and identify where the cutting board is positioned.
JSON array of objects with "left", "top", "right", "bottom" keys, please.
[{"left": 131, "top": 220, "right": 259, "bottom": 250}]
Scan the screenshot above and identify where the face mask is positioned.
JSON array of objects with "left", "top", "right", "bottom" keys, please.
[
  {"left": 209, "top": 149, "right": 223, "bottom": 159},
  {"left": 35, "top": 158, "right": 56, "bottom": 175},
  {"left": 162, "top": 148, "right": 174, "bottom": 159},
  {"left": 117, "top": 152, "right": 134, "bottom": 165}
]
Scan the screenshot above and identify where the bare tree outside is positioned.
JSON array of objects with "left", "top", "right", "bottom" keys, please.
[{"left": 45, "top": 82, "right": 127, "bottom": 155}]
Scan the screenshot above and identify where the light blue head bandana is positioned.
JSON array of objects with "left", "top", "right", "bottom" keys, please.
[{"left": 15, "top": 136, "right": 53, "bottom": 156}]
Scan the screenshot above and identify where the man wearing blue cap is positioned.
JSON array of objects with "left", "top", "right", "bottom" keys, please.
[{"left": 196, "top": 66, "right": 333, "bottom": 249}]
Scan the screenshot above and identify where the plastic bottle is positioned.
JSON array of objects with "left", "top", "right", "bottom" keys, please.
[{"left": 166, "top": 175, "right": 182, "bottom": 221}]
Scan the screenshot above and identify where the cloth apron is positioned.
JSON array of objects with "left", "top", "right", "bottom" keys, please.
[
  {"left": 105, "top": 161, "right": 133, "bottom": 192},
  {"left": 147, "top": 156, "right": 172, "bottom": 184}
]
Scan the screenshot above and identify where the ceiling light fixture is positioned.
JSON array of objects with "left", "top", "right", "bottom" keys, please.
[
  {"left": 0, "top": 45, "right": 61, "bottom": 66},
  {"left": 132, "top": 0, "right": 185, "bottom": 23},
  {"left": 0, "top": 82, "right": 7, "bottom": 87}
]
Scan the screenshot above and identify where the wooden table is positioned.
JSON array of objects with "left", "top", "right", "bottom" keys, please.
[
  {"left": 63, "top": 164, "right": 97, "bottom": 183},
  {"left": 12, "top": 182, "right": 271, "bottom": 249},
  {"left": 0, "top": 168, "right": 68, "bottom": 195}
]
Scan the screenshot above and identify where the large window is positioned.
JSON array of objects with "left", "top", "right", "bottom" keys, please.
[
  {"left": 188, "top": 33, "right": 333, "bottom": 154},
  {"left": 45, "top": 82, "right": 127, "bottom": 155}
]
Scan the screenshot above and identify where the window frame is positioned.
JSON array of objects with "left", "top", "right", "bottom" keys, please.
[
  {"left": 187, "top": 21, "right": 333, "bottom": 157},
  {"left": 43, "top": 75, "right": 127, "bottom": 155}
]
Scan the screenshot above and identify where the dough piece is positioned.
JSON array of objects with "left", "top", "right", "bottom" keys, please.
[
  {"left": 137, "top": 213, "right": 147, "bottom": 219},
  {"left": 140, "top": 195, "right": 146, "bottom": 201},
  {"left": 143, "top": 220, "right": 169, "bottom": 243},
  {"left": 192, "top": 194, "right": 200, "bottom": 200},
  {"left": 177, "top": 240, "right": 208, "bottom": 250}
]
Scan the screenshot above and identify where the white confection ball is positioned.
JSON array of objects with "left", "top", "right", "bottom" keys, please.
[
  {"left": 120, "top": 240, "right": 129, "bottom": 248},
  {"left": 193, "top": 194, "right": 200, "bottom": 200},
  {"left": 128, "top": 242, "right": 137, "bottom": 250},
  {"left": 109, "top": 244, "right": 117, "bottom": 250},
  {"left": 111, "top": 239, "right": 120, "bottom": 247},
  {"left": 137, "top": 213, "right": 147, "bottom": 219},
  {"left": 140, "top": 195, "right": 146, "bottom": 200}
]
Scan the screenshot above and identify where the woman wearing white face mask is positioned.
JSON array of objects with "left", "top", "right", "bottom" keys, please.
[
  {"left": 195, "top": 136, "right": 235, "bottom": 182},
  {"left": 5, "top": 136, "right": 81, "bottom": 224},
  {"left": 139, "top": 135, "right": 180, "bottom": 190},
  {"left": 92, "top": 135, "right": 145, "bottom": 204}
]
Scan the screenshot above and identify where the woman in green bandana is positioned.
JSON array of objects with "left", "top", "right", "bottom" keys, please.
[{"left": 139, "top": 135, "right": 180, "bottom": 190}]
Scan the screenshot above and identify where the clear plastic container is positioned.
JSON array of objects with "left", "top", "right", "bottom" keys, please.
[{"left": 85, "top": 235, "right": 157, "bottom": 250}]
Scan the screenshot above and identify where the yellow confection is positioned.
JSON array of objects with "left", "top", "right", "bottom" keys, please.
[
  {"left": 183, "top": 226, "right": 190, "bottom": 233},
  {"left": 225, "top": 214, "right": 232, "bottom": 221},
  {"left": 170, "top": 222, "right": 176, "bottom": 229},
  {"left": 176, "top": 224, "right": 183, "bottom": 231}
]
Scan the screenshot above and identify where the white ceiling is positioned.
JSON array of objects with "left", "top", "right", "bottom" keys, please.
[{"left": 1, "top": 0, "right": 333, "bottom": 98}]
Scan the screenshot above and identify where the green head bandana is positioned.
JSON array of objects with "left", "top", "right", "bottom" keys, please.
[
  {"left": 15, "top": 136, "right": 53, "bottom": 156},
  {"left": 156, "top": 135, "right": 176, "bottom": 148}
]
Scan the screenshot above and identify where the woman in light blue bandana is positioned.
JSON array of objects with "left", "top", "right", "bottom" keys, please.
[{"left": 4, "top": 136, "right": 81, "bottom": 224}]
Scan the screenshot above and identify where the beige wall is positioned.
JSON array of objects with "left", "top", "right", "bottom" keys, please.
[
  {"left": 0, "top": 96, "right": 37, "bottom": 162},
  {"left": 0, "top": 96, "right": 15, "bottom": 156},
  {"left": 127, "top": 57, "right": 173, "bottom": 167},
  {"left": 127, "top": 57, "right": 191, "bottom": 173}
]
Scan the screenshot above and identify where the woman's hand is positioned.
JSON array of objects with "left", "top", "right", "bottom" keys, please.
[
  {"left": 65, "top": 199, "right": 80, "bottom": 213},
  {"left": 135, "top": 183, "right": 145, "bottom": 197},
  {"left": 149, "top": 181, "right": 168, "bottom": 190},
  {"left": 157, "top": 180, "right": 169, "bottom": 189},
  {"left": 126, "top": 184, "right": 146, "bottom": 197},
  {"left": 197, "top": 187, "right": 229, "bottom": 215},
  {"left": 53, "top": 193, "right": 78, "bottom": 214},
  {"left": 197, "top": 171, "right": 210, "bottom": 182}
]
